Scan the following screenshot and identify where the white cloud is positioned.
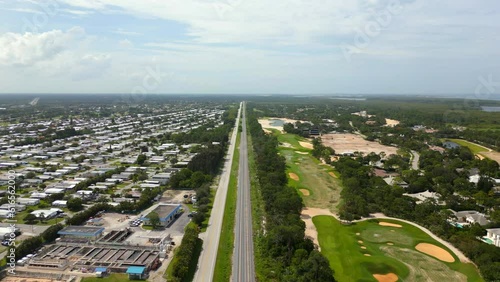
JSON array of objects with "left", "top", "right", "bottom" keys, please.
[
  {"left": 0, "top": 27, "right": 85, "bottom": 66},
  {"left": 119, "top": 39, "right": 133, "bottom": 48}
]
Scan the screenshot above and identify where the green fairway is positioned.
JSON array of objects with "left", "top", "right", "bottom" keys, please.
[
  {"left": 444, "top": 139, "right": 489, "bottom": 154},
  {"left": 267, "top": 129, "right": 342, "bottom": 212},
  {"left": 313, "top": 216, "right": 483, "bottom": 282}
]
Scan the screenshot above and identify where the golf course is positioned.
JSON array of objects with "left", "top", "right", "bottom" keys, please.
[{"left": 314, "top": 216, "right": 483, "bottom": 282}]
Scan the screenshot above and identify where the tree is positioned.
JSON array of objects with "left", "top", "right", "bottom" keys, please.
[
  {"left": 136, "top": 154, "right": 147, "bottom": 165},
  {"left": 148, "top": 212, "right": 161, "bottom": 229},
  {"left": 67, "top": 197, "right": 84, "bottom": 212},
  {"left": 24, "top": 213, "right": 38, "bottom": 224}
]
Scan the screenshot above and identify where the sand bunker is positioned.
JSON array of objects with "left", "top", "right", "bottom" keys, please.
[
  {"left": 415, "top": 243, "right": 455, "bottom": 262},
  {"left": 299, "top": 189, "right": 310, "bottom": 196},
  {"left": 361, "top": 246, "right": 367, "bottom": 249},
  {"left": 364, "top": 254, "right": 371, "bottom": 257},
  {"left": 296, "top": 151, "right": 309, "bottom": 154},
  {"left": 358, "top": 240, "right": 363, "bottom": 244},
  {"left": 373, "top": 273, "right": 398, "bottom": 282},
  {"left": 289, "top": 173, "right": 299, "bottom": 181},
  {"left": 328, "top": 172, "right": 338, "bottom": 178},
  {"left": 379, "top": 222, "right": 402, "bottom": 228},
  {"left": 301, "top": 208, "right": 336, "bottom": 251},
  {"left": 387, "top": 242, "right": 394, "bottom": 245},
  {"left": 258, "top": 118, "right": 309, "bottom": 132},
  {"left": 299, "top": 141, "right": 314, "bottom": 149},
  {"left": 356, "top": 233, "right": 360, "bottom": 236}
]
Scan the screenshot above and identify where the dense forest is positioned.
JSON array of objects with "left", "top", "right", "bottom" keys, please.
[{"left": 247, "top": 103, "right": 335, "bottom": 282}]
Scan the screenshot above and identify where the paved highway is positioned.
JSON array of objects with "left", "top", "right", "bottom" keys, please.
[
  {"left": 193, "top": 102, "right": 242, "bottom": 282},
  {"left": 232, "top": 102, "right": 255, "bottom": 282}
]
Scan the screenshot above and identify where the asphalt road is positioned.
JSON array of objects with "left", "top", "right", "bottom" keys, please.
[
  {"left": 193, "top": 102, "right": 242, "bottom": 282},
  {"left": 232, "top": 102, "right": 255, "bottom": 282}
]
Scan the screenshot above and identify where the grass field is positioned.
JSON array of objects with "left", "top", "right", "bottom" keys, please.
[
  {"left": 213, "top": 126, "right": 241, "bottom": 282},
  {"left": 268, "top": 129, "right": 343, "bottom": 212},
  {"left": 313, "top": 216, "right": 483, "bottom": 282},
  {"left": 445, "top": 139, "right": 490, "bottom": 154}
]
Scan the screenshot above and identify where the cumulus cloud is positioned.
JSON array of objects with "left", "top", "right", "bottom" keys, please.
[{"left": 0, "top": 27, "right": 85, "bottom": 66}]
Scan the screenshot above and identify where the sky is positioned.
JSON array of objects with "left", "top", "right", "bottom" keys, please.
[{"left": 0, "top": 0, "right": 499, "bottom": 95}]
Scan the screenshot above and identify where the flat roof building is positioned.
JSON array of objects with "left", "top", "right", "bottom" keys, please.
[
  {"left": 141, "top": 204, "right": 181, "bottom": 227},
  {"left": 58, "top": 226, "right": 105, "bottom": 241}
]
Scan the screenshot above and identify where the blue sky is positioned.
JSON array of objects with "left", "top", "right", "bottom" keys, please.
[{"left": 0, "top": 0, "right": 499, "bottom": 95}]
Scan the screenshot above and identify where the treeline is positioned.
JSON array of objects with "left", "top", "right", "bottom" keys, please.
[
  {"left": 311, "top": 138, "right": 335, "bottom": 164},
  {"left": 187, "top": 145, "right": 225, "bottom": 175},
  {"left": 170, "top": 224, "right": 200, "bottom": 282},
  {"left": 66, "top": 203, "right": 110, "bottom": 225},
  {"left": 14, "top": 224, "right": 64, "bottom": 260},
  {"left": 247, "top": 104, "right": 335, "bottom": 282}
]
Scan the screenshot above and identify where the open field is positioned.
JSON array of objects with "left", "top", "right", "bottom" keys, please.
[
  {"left": 313, "top": 216, "right": 483, "bottom": 282},
  {"left": 322, "top": 133, "right": 399, "bottom": 156}
]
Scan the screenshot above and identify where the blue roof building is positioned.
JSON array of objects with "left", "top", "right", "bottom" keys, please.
[
  {"left": 141, "top": 204, "right": 181, "bottom": 227},
  {"left": 126, "top": 266, "right": 147, "bottom": 280}
]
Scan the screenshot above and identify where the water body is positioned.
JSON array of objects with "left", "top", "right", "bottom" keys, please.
[
  {"left": 481, "top": 106, "right": 500, "bottom": 112},
  {"left": 269, "top": 119, "right": 285, "bottom": 126}
]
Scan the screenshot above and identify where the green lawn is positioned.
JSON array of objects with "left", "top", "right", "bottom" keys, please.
[
  {"left": 213, "top": 126, "right": 241, "bottom": 282},
  {"left": 445, "top": 139, "right": 489, "bottom": 154},
  {"left": 313, "top": 216, "right": 483, "bottom": 282},
  {"left": 82, "top": 273, "right": 143, "bottom": 282}
]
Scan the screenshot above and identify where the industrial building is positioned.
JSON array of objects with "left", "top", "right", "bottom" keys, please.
[{"left": 141, "top": 204, "right": 181, "bottom": 227}]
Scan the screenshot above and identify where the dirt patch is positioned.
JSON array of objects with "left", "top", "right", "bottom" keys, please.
[
  {"left": 415, "top": 243, "right": 455, "bottom": 262},
  {"left": 289, "top": 172, "right": 299, "bottom": 181},
  {"left": 373, "top": 273, "right": 398, "bottom": 282},
  {"left": 263, "top": 128, "right": 272, "bottom": 134},
  {"left": 296, "top": 151, "right": 309, "bottom": 154},
  {"left": 322, "top": 133, "right": 398, "bottom": 156},
  {"left": 384, "top": 118, "right": 400, "bottom": 127},
  {"left": 481, "top": 151, "right": 500, "bottom": 164},
  {"left": 299, "top": 189, "right": 310, "bottom": 196},
  {"left": 379, "top": 222, "right": 402, "bottom": 228},
  {"left": 301, "top": 208, "right": 336, "bottom": 251},
  {"left": 328, "top": 172, "right": 338, "bottom": 178},
  {"left": 299, "top": 141, "right": 314, "bottom": 149}
]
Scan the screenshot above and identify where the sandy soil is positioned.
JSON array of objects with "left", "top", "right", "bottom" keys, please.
[
  {"left": 384, "top": 118, "right": 400, "bottom": 127},
  {"left": 481, "top": 151, "right": 500, "bottom": 164},
  {"left": 300, "top": 208, "right": 336, "bottom": 251},
  {"left": 328, "top": 172, "right": 338, "bottom": 178},
  {"left": 258, "top": 118, "right": 308, "bottom": 132},
  {"left": 299, "top": 141, "right": 314, "bottom": 149},
  {"left": 379, "top": 222, "right": 402, "bottom": 228},
  {"left": 415, "top": 243, "right": 455, "bottom": 262},
  {"left": 296, "top": 151, "right": 309, "bottom": 155},
  {"left": 373, "top": 273, "right": 398, "bottom": 282},
  {"left": 281, "top": 142, "right": 293, "bottom": 148},
  {"left": 475, "top": 154, "right": 485, "bottom": 160},
  {"left": 263, "top": 128, "right": 272, "bottom": 134},
  {"left": 289, "top": 172, "right": 299, "bottom": 181},
  {"left": 300, "top": 189, "right": 310, "bottom": 196},
  {"left": 322, "top": 133, "right": 398, "bottom": 156}
]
